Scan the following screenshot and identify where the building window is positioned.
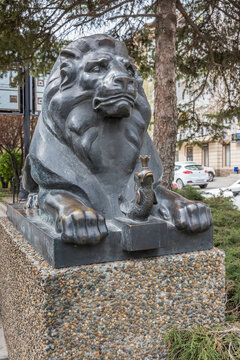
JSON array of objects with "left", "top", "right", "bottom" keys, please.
[
  {"left": 186, "top": 146, "right": 193, "bottom": 161},
  {"left": 10, "top": 95, "right": 17, "bottom": 103},
  {"left": 223, "top": 144, "right": 231, "bottom": 167},
  {"left": 202, "top": 144, "right": 209, "bottom": 166}
]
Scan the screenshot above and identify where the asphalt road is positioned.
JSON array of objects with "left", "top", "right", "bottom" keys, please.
[
  {"left": 205, "top": 173, "right": 240, "bottom": 190},
  {"left": 200, "top": 174, "right": 240, "bottom": 210}
]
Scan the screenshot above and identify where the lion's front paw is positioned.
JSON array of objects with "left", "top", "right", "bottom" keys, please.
[
  {"left": 174, "top": 202, "right": 212, "bottom": 233},
  {"left": 26, "top": 193, "right": 39, "bottom": 209},
  {"left": 57, "top": 207, "right": 108, "bottom": 245}
]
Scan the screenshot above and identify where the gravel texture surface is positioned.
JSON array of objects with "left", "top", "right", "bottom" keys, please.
[{"left": 0, "top": 218, "right": 225, "bottom": 360}]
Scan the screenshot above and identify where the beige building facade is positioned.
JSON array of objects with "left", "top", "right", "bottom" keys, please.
[
  {"left": 143, "top": 79, "right": 240, "bottom": 177},
  {"left": 177, "top": 140, "right": 240, "bottom": 176}
]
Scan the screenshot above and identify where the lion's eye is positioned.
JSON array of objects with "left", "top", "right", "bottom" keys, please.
[
  {"left": 90, "top": 60, "right": 108, "bottom": 73},
  {"left": 91, "top": 65, "right": 101, "bottom": 72},
  {"left": 126, "top": 65, "right": 135, "bottom": 77}
]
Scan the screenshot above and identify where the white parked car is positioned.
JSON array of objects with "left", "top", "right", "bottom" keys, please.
[
  {"left": 176, "top": 161, "right": 215, "bottom": 182},
  {"left": 227, "top": 179, "right": 240, "bottom": 196},
  {"left": 174, "top": 162, "right": 209, "bottom": 189},
  {"left": 204, "top": 166, "right": 215, "bottom": 182},
  {"left": 200, "top": 180, "right": 240, "bottom": 210}
]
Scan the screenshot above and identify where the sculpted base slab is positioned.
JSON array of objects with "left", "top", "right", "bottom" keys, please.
[{"left": 7, "top": 203, "right": 213, "bottom": 268}]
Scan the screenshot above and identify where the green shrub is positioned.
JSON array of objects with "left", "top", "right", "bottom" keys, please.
[
  {"left": 165, "top": 326, "right": 240, "bottom": 360},
  {"left": 204, "top": 197, "right": 240, "bottom": 318},
  {"left": 0, "top": 151, "right": 21, "bottom": 184},
  {"left": 173, "top": 191, "right": 240, "bottom": 313},
  {"left": 165, "top": 193, "right": 240, "bottom": 358},
  {"left": 174, "top": 186, "right": 204, "bottom": 201}
]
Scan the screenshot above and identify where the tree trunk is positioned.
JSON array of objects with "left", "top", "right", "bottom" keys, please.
[
  {"left": 0, "top": 177, "right": 8, "bottom": 188},
  {"left": 153, "top": 0, "right": 177, "bottom": 189},
  {"left": 8, "top": 152, "right": 20, "bottom": 197}
]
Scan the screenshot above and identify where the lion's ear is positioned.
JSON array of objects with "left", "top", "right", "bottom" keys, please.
[{"left": 59, "top": 49, "right": 78, "bottom": 91}]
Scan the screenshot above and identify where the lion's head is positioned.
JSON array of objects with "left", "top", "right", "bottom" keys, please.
[{"left": 42, "top": 34, "right": 151, "bottom": 175}]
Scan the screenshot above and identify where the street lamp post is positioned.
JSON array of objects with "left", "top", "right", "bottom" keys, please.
[
  {"left": 24, "top": 65, "right": 31, "bottom": 158},
  {"left": 18, "top": 66, "right": 31, "bottom": 201}
]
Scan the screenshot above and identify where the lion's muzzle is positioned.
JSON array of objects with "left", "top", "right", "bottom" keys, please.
[
  {"left": 93, "top": 93, "right": 136, "bottom": 118},
  {"left": 93, "top": 93, "right": 136, "bottom": 110}
]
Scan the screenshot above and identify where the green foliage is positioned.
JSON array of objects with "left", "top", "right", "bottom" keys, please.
[
  {"left": 0, "top": 192, "right": 8, "bottom": 203},
  {"left": 125, "top": 25, "right": 155, "bottom": 80},
  {"left": 166, "top": 192, "right": 240, "bottom": 358},
  {"left": 165, "top": 326, "right": 240, "bottom": 360},
  {"left": 174, "top": 185, "right": 204, "bottom": 201},
  {"left": 177, "top": 106, "right": 231, "bottom": 146},
  {"left": 205, "top": 197, "right": 240, "bottom": 319},
  {"left": 0, "top": 0, "right": 68, "bottom": 78},
  {"left": 176, "top": 0, "right": 240, "bottom": 136},
  {"left": 0, "top": 151, "right": 21, "bottom": 184},
  {"left": 175, "top": 190, "right": 240, "bottom": 319}
]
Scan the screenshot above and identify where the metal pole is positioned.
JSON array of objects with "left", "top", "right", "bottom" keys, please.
[{"left": 24, "top": 65, "right": 31, "bottom": 157}]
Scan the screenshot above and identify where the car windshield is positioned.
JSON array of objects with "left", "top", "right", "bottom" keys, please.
[{"left": 185, "top": 165, "right": 204, "bottom": 171}]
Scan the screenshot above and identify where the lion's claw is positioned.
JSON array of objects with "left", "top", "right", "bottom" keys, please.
[
  {"left": 174, "top": 202, "right": 212, "bottom": 233},
  {"left": 26, "top": 193, "right": 39, "bottom": 209},
  {"left": 58, "top": 207, "right": 108, "bottom": 245}
]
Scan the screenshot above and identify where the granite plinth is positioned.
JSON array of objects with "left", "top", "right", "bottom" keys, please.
[
  {"left": 7, "top": 204, "right": 213, "bottom": 268},
  {"left": 0, "top": 218, "right": 225, "bottom": 360}
]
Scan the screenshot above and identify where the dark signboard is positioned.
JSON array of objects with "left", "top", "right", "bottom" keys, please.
[{"left": 232, "top": 133, "right": 240, "bottom": 143}]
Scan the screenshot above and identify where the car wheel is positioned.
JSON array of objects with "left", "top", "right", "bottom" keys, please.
[
  {"left": 200, "top": 184, "right": 208, "bottom": 189},
  {"left": 208, "top": 172, "right": 214, "bottom": 182},
  {"left": 176, "top": 179, "right": 184, "bottom": 189}
]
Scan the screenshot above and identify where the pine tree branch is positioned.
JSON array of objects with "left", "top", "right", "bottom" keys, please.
[
  {"left": 191, "top": 70, "right": 210, "bottom": 103},
  {"left": 224, "top": 0, "right": 240, "bottom": 11},
  {"left": 107, "top": 13, "right": 156, "bottom": 20},
  {"left": 68, "top": 0, "right": 134, "bottom": 21},
  {"left": 176, "top": 0, "right": 218, "bottom": 67},
  {"left": 205, "top": 0, "right": 240, "bottom": 22},
  {"left": 40, "top": 0, "right": 66, "bottom": 28}
]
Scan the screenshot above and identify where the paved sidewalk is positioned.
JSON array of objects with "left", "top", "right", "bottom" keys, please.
[
  {"left": 206, "top": 173, "right": 240, "bottom": 190},
  {"left": 0, "top": 203, "right": 9, "bottom": 359},
  {"left": 0, "top": 319, "right": 8, "bottom": 360},
  {"left": 0, "top": 203, "right": 7, "bottom": 218}
]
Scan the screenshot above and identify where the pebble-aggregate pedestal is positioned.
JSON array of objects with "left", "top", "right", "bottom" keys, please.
[{"left": 0, "top": 218, "right": 225, "bottom": 360}]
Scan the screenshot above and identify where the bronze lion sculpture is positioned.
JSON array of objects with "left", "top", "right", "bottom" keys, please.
[{"left": 23, "top": 34, "right": 212, "bottom": 246}]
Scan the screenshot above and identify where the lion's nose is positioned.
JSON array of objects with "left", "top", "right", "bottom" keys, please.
[{"left": 113, "top": 74, "right": 134, "bottom": 91}]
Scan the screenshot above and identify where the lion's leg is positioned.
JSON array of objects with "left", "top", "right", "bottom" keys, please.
[
  {"left": 153, "top": 185, "right": 212, "bottom": 233},
  {"left": 39, "top": 190, "right": 108, "bottom": 245}
]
